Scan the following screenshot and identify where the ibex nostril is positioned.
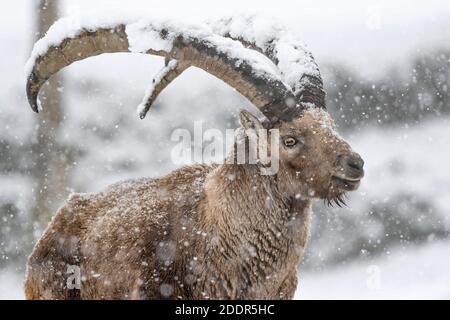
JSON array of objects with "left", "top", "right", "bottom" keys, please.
[
  {"left": 338, "top": 154, "right": 364, "bottom": 174},
  {"left": 347, "top": 158, "right": 364, "bottom": 171}
]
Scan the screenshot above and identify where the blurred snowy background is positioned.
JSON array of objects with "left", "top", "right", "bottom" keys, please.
[{"left": 1, "top": 0, "right": 450, "bottom": 299}]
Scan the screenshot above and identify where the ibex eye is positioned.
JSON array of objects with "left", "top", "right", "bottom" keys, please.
[{"left": 284, "top": 137, "right": 297, "bottom": 147}]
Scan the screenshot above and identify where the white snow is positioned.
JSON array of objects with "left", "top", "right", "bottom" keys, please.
[
  {"left": 350, "top": 117, "right": 450, "bottom": 229},
  {"left": 211, "top": 15, "right": 320, "bottom": 95},
  {"left": 297, "top": 240, "right": 450, "bottom": 300},
  {"left": 0, "top": 175, "right": 33, "bottom": 214},
  {"left": 25, "top": 13, "right": 325, "bottom": 98},
  {"left": 3, "top": 0, "right": 450, "bottom": 301},
  {"left": 0, "top": 271, "right": 23, "bottom": 300},
  {"left": 18, "top": 0, "right": 450, "bottom": 79},
  {"left": 126, "top": 18, "right": 176, "bottom": 53},
  {"left": 24, "top": 13, "right": 135, "bottom": 77}
]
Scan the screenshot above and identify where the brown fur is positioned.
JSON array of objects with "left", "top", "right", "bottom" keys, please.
[{"left": 24, "top": 109, "right": 363, "bottom": 300}]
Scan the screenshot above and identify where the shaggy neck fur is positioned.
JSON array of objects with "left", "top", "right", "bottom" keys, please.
[{"left": 196, "top": 163, "right": 312, "bottom": 299}]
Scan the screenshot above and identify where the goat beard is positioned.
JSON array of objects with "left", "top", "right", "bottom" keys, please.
[{"left": 324, "top": 193, "right": 348, "bottom": 208}]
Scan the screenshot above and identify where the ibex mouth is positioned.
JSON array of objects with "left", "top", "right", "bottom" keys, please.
[{"left": 332, "top": 175, "right": 361, "bottom": 191}]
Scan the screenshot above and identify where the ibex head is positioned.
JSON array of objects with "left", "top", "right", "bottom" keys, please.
[
  {"left": 25, "top": 16, "right": 364, "bottom": 204},
  {"left": 239, "top": 108, "right": 364, "bottom": 205}
]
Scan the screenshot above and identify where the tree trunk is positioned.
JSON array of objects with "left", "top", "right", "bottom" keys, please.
[{"left": 31, "top": 0, "right": 69, "bottom": 231}]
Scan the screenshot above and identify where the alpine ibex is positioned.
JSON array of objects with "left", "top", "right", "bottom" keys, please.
[{"left": 24, "top": 16, "right": 364, "bottom": 299}]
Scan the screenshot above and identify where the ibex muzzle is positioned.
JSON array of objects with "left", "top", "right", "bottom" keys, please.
[{"left": 335, "top": 153, "right": 365, "bottom": 188}]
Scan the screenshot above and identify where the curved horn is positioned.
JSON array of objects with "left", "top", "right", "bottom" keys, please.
[
  {"left": 136, "top": 16, "right": 326, "bottom": 118},
  {"left": 138, "top": 58, "right": 189, "bottom": 119},
  {"left": 26, "top": 25, "right": 130, "bottom": 113},
  {"left": 26, "top": 18, "right": 298, "bottom": 122},
  {"left": 211, "top": 16, "right": 326, "bottom": 110}
]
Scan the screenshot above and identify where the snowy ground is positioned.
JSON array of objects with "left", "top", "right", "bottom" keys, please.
[
  {"left": 0, "top": 271, "right": 23, "bottom": 300},
  {"left": 297, "top": 240, "right": 450, "bottom": 300}
]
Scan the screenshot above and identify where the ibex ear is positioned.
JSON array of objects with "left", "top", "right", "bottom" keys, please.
[{"left": 239, "top": 109, "right": 264, "bottom": 132}]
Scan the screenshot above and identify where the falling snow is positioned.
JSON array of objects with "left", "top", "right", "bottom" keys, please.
[{"left": 2, "top": 0, "right": 450, "bottom": 300}]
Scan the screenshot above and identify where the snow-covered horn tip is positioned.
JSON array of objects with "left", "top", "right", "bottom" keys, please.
[{"left": 25, "top": 15, "right": 325, "bottom": 123}]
